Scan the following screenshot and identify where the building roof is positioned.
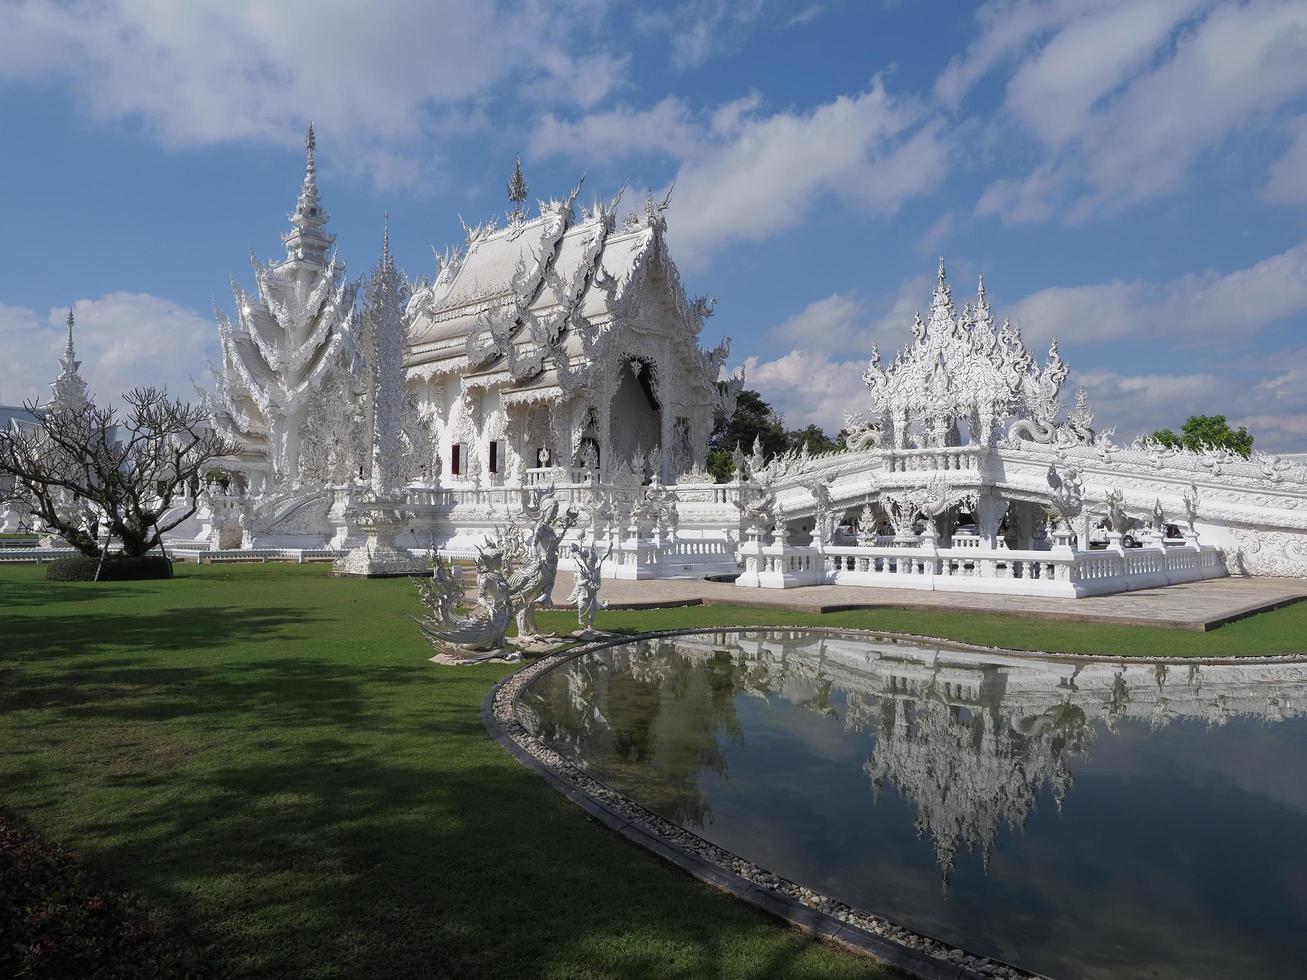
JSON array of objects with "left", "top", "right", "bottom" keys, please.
[
  {"left": 0, "top": 405, "right": 42, "bottom": 431},
  {"left": 403, "top": 187, "right": 721, "bottom": 401}
]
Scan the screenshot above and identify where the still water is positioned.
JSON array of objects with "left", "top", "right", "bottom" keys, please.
[{"left": 518, "top": 630, "right": 1307, "bottom": 979}]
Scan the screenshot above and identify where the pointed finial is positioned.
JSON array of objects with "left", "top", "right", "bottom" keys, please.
[
  {"left": 938, "top": 257, "right": 947, "bottom": 284},
  {"left": 65, "top": 308, "right": 75, "bottom": 351},
  {"left": 507, "top": 156, "right": 528, "bottom": 207},
  {"left": 383, "top": 210, "right": 391, "bottom": 259},
  {"left": 977, "top": 273, "right": 985, "bottom": 299},
  {"left": 283, "top": 121, "right": 334, "bottom": 263}
]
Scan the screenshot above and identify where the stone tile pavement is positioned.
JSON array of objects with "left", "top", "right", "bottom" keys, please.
[{"left": 545, "top": 573, "right": 1307, "bottom": 632}]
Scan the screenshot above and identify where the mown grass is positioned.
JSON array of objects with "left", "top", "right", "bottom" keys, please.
[
  {"left": 2, "top": 561, "right": 1304, "bottom": 979},
  {"left": 0, "top": 562, "right": 898, "bottom": 980}
]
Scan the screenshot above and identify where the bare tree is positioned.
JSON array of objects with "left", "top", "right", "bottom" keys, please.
[{"left": 0, "top": 387, "right": 240, "bottom": 558}]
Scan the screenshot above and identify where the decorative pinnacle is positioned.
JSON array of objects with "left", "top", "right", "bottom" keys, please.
[
  {"left": 382, "top": 210, "right": 392, "bottom": 266},
  {"left": 64, "top": 308, "right": 75, "bottom": 360},
  {"left": 283, "top": 121, "right": 334, "bottom": 262},
  {"left": 977, "top": 273, "right": 985, "bottom": 299},
  {"left": 507, "top": 156, "right": 528, "bottom": 207},
  {"left": 937, "top": 257, "right": 947, "bottom": 284}
]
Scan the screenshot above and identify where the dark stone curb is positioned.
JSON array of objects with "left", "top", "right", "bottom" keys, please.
[{"left": 481, "top": 627, "right": 1062, "bottom": 980}]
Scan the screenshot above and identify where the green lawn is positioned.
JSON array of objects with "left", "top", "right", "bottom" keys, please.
[{"left": 2, "top": 563, "right": 1305, "bottom": 980}]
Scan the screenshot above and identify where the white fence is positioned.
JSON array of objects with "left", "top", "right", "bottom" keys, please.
[{"left": 738, "top": 536, "right": 1226, "bottom": 597}]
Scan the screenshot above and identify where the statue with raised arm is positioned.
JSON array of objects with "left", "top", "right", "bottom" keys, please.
[{"left": 567, "top": 542, "right": 611, "bottom": 634}]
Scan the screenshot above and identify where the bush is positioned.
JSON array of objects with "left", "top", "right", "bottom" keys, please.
[
  {"left": 0, "top": 809, "right": 211, "bottom": 979},
  {"left": 46, "top": 556, "right": 173, "bottom": 582}
]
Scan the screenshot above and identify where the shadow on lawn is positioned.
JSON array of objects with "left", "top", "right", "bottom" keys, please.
[{"left": 2, "top": 631, "right": 888, "bottom": 978}]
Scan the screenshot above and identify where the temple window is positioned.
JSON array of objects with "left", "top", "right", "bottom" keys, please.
[
  {"left": 451, "top": 443, "right": 463, "bottom": 476},
  {"left": 489, "top": 440, "right": 500, "bottom": 474}
]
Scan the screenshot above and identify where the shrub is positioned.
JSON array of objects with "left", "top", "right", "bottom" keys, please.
[
  {"left": 46, "top": 556, "right": 173, "bottom": 582},
  {"left": 0, "top": 809, "right": 212, "bottom": 979}
]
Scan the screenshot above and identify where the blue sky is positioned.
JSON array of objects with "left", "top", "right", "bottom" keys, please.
[{"left": 3, "top": 0, "right": 1307, "bottom": 448}]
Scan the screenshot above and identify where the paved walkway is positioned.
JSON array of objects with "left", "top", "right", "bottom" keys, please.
[{"left": 545, "top": 573, "right": 1307, "bottom": 632}]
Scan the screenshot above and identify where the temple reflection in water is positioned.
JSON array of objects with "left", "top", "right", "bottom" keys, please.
[{"left": 518, "top": 630, "right": 1307, "bottom": 881}]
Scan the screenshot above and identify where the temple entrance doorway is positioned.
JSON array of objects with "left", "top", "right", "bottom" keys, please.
[{"left": 610, "top": 358, "right": 661, "bottom": 471}]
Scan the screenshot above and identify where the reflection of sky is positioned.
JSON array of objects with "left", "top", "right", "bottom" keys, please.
[{"left": 524, "top": 638, "right": 1307, "bottom": 980}]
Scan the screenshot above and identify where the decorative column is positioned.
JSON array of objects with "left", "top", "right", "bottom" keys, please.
[{"left": 336, "top": 217, "right": 426, "bottom": 577}]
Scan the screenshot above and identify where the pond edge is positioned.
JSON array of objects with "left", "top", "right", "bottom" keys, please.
[{"left": 482, "top": 626, "right": 1088, "bottom": 980}]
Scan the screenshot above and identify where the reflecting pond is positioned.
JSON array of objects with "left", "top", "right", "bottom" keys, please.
[{"left": 518, "top": 630, "right": 1307, "bottom": 980}]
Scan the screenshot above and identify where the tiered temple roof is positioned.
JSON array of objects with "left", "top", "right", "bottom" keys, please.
[{"left": 405, "top": 185, "right": 728, "bottom": 405}]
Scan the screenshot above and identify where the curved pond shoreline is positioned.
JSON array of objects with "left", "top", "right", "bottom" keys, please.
[
  {"left": 486, "top": 627, "right": 1068, "bottom": 980},
  {"left": 487, "top": 626, "right": 1307, "bottom": 979}
]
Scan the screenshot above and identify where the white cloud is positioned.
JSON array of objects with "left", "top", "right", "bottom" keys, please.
[
  {"left": 1003, "top": 0, "right": 1204, "bottom": 148},
  {"left": 635, "top": 0, "right": 770, "bottom": 70},
  {"left": 0, "top": 293, "right": 217, "bottom": 408},
  {"left": 535, "top": 78, "right": 949, "bottom": 265},
  {"left": 740, "top": 350, "right": 868, "bottom": 433},
  {"left": 1075, "top": 364, "right": 1307, "bottom": 451},
  {"left": 1008, "top": 239, "right": 1307, "bottom": 343},
  {"left": 935, "top": 0, "right": 1106, "bottom": 107},
  {"left": 530, "top": 98, "right": 700, "bottom": 161},
  {"left": 1264, "top": 116, "right": 1307, "bottom": 204},
  {"left": 0, "top": 0, "right": 626, "bottom": 189},
  {"left": 959, "top": 0, "right": 1307, "bottom": 222}
]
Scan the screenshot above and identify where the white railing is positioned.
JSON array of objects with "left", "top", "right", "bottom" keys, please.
[
  {"left": 170, "top": 546, "right": 339, "bottom": 564},
  {"left": 881, "top": 446, "right": 984, "bottom": 474},
  {"left": 735, "top": 536, "right": 1227, "bottom": 595}
]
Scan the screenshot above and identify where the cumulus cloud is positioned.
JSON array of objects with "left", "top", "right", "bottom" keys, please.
[
  {"left": 0, "top": 293, "right": 217, "bottom": 408},
  {"left": 1075, "top": 363, "right": 1307, "bottom": 451},
  {"left": 0, "top": 0, "right": 626, "bottom": 189},
  {"left": 1264, "top": 115, "right": 1307, "bottom": 204},
  {"left": 957, "top": 0, "right": 1307, "bottom": 222},
  {"left": 1008, "top": 239, "right": 1307, "bottom": 344},
  {"left": 533, "top": 78, "right": 950, "bottom": 266}
]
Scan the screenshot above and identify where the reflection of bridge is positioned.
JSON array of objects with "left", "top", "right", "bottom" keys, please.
[{"left": 638, "top": 631, "right": 1307, "bottom": 879}]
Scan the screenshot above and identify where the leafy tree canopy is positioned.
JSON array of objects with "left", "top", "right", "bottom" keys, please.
[
  {"left": 1151, "top": 414, "right": 1253, "bottom": 458},
  {"left": 705, "top": 389, "right": 839, "bottom": 481}
]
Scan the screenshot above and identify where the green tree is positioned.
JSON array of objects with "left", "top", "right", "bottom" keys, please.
[
  {"left": 784, "top": 423, "right": 840, "bottom": 455},
  {"left": 707, "top": 388, "right": 788, "bottom": 481},
  {"left": 1151, "top": 415, "right": 1253, "bottom": 457}
]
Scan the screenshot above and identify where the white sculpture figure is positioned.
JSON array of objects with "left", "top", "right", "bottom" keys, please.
[
  {"left": 1104, "top": 488, "right": 1131, "bottom": 534},
  {"left": 508, "top": 488, "right": 578, "bottom": 640},
  {"left": 1183, "top": 483, "right": 1200, "bottom": 532},
  {"left": 567, "top": 543, "right": 611, "bottom": 633},
  {"left": 414, "top": 554, "right": 463, "bottom": 626},
  {"left": 804, "top": 471, "right": 839, "bottom": 543},
  {"left": 1047, "top": 461, "right": 1084, "bottom": 519},
  {"left": 418, "top": 546, "right": 514, "bottom": 658}
]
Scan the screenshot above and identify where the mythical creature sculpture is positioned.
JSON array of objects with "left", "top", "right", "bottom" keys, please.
[
  {"left": 842, "top": 411, "right": 883, "bottom": 452},
  {"left": 508, "top": 487, "right": 578, "bottom": 639},
  {"left": 414, "top": 554, "right": 463, "bottom": 627},
  {"left": 418, "top": 547, "right": 514, "bottom": 656},
  {"left": 1104, "top": 488, "right": 1131, "bottom": 534},
  {"left": 1047, "top": 461, "right": 1084, "bottom": 520},
  {"left": 567, "top": 543, "right": 611, "bottom": 633}
]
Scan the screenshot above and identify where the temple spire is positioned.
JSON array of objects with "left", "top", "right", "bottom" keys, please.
[
  {"left": 49, "top": 308, "right": 89, "bottom": 414},
  {"left": 62, "top": 308, "right": 79, "bottom": 373},
  {"left": 381, "top": 210, "right": 394, "bottom": 274},
  {"left": 283, "top": 122, "right": 335, "bottom": 264},
  {"left": 507, "top": 156, "right": 528, "bottom": 222}
]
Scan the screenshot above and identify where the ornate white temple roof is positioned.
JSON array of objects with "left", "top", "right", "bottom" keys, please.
[{"left": 405, "top": 183, "right": 727, "bottom": 402}]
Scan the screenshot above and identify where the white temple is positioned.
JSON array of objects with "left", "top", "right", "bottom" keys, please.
[{"left": 51, "top": 127, "right": 1307, "bottom": 592}]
